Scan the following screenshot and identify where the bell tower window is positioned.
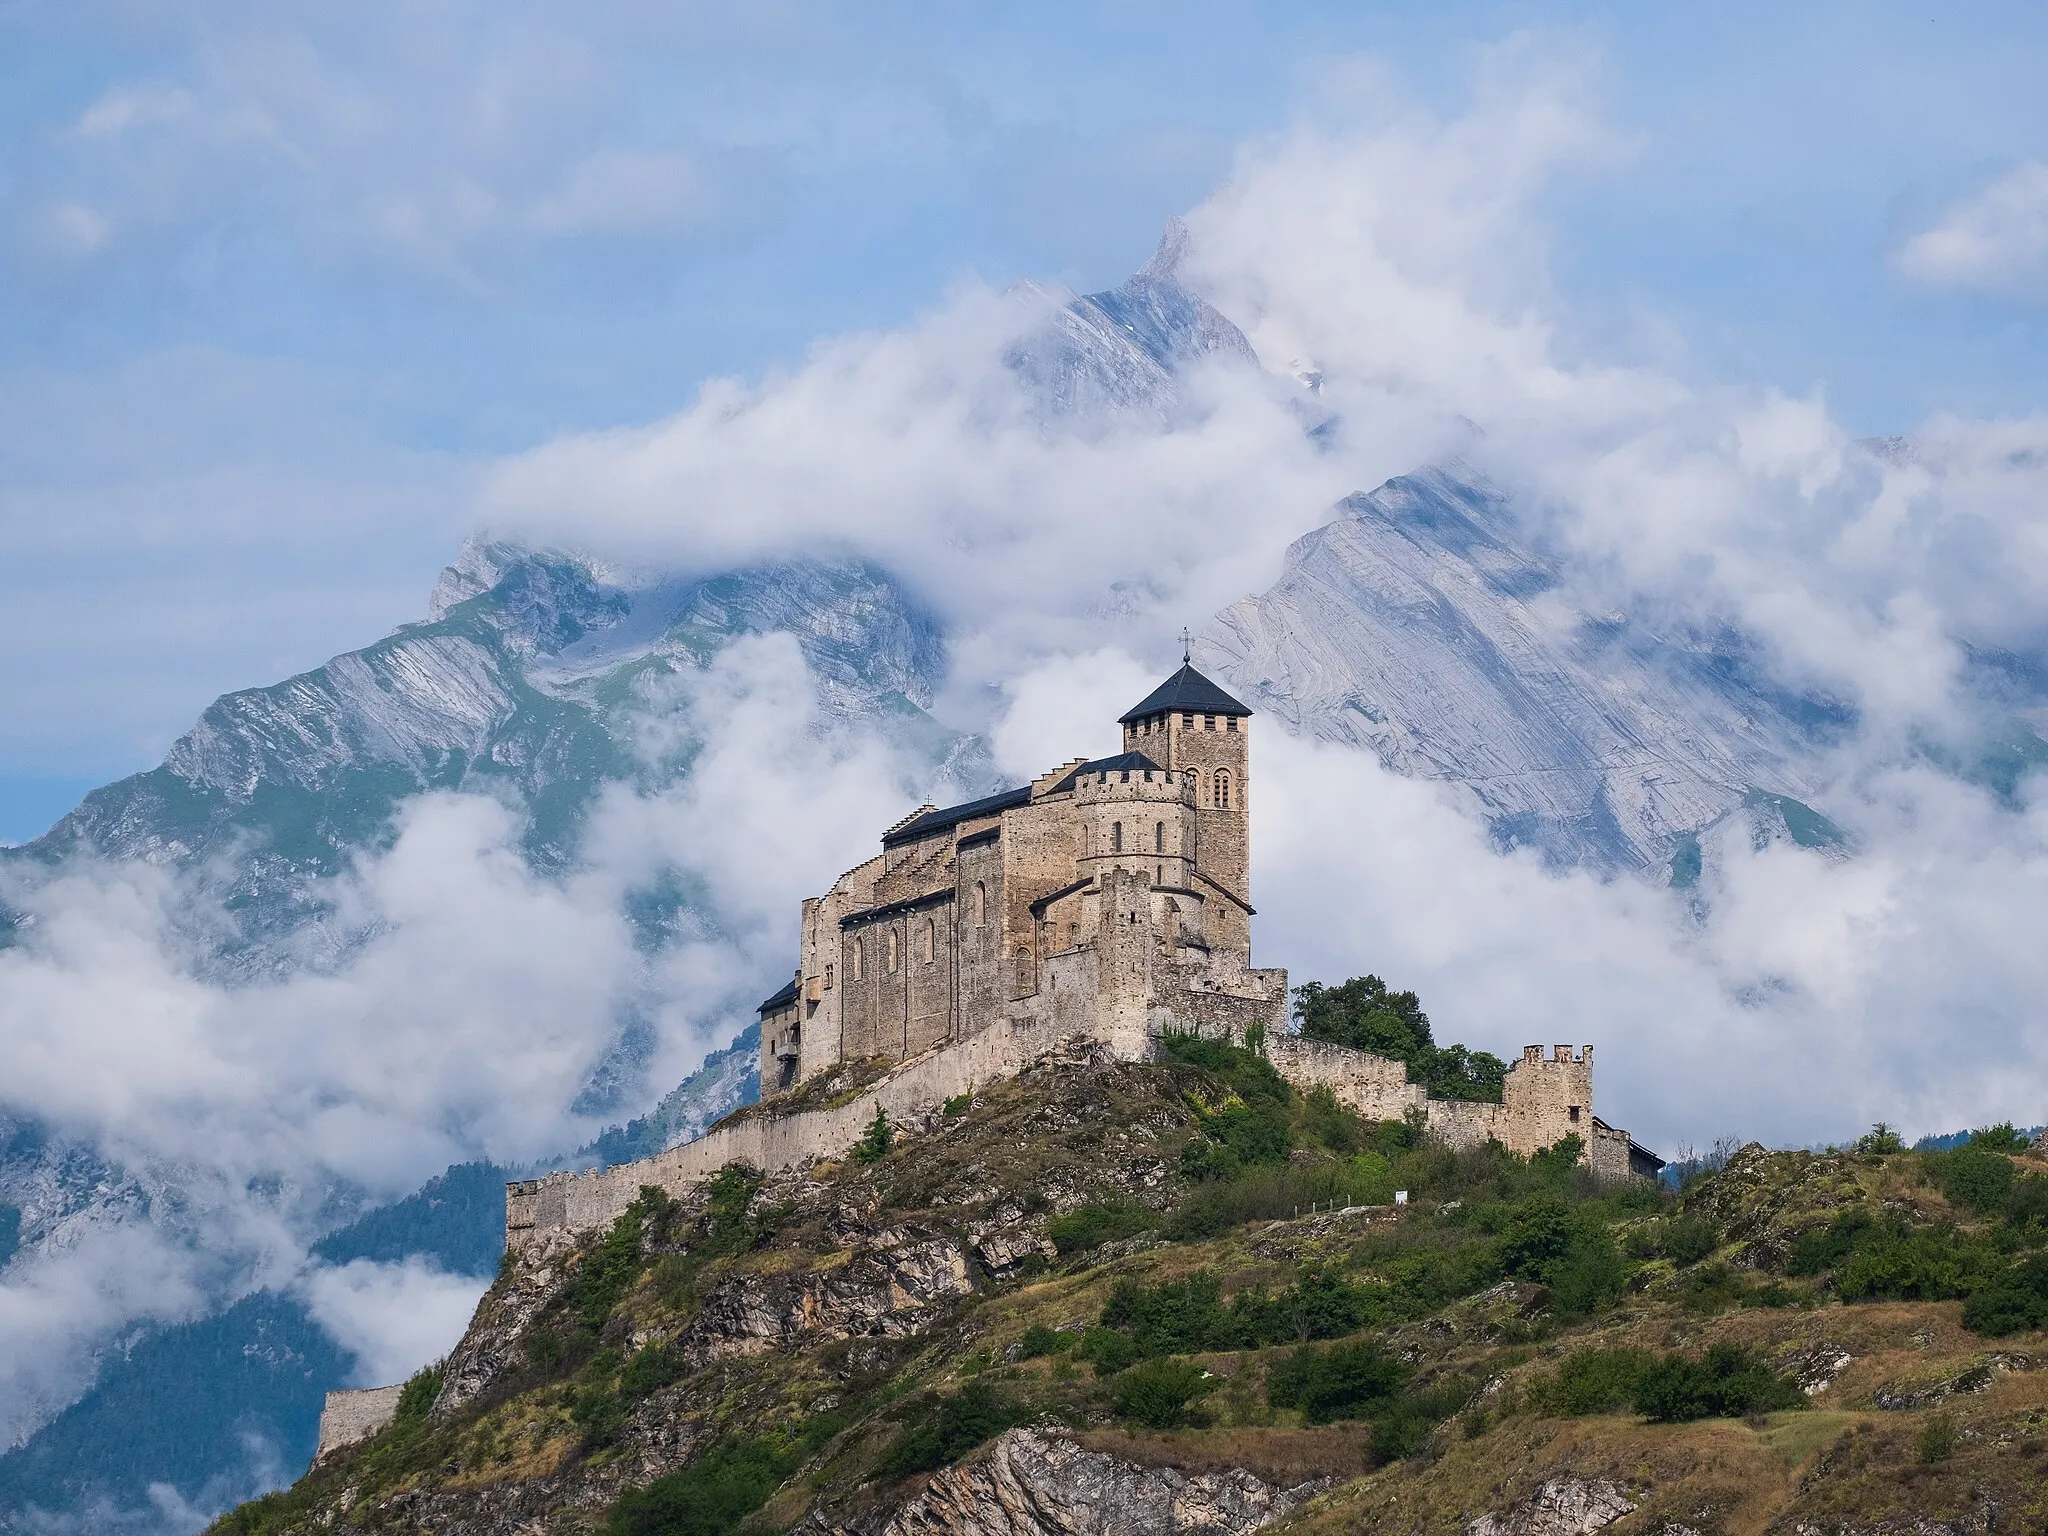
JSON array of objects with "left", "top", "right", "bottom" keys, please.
[
  {"left": 1213, "top": 769, "right": 1232, "bottom": 809},
  {"left": 1111, "top": 821, "right": 1123, "bottom": 853}
]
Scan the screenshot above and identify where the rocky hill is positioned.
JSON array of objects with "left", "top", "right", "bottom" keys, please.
[{"left": 212, "top": 1038, "right": 2048, "bottom": 1536}]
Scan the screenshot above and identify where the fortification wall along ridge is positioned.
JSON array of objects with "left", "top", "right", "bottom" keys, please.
[
  {"left": 314, "top": 1386, "right": 404, "bottom": 1462},
  {"left": 508, "top": 1029, "right": 1624, "bottom": 1248},
  {"left": 509, "top": 1012, "right": 1092, "bottom": 1249}
]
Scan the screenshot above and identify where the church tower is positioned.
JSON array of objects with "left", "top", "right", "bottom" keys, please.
[{"left": 1118, "top": 657, "right": 1253, "bottom": 955}]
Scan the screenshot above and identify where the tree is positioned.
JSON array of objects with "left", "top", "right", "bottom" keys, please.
[
  {"left": 853, "top": 1106, "right": 894, "bottom": 1163},
  {"left": 1292, "top": 976, "right": 1508, "bottom": 1103}
]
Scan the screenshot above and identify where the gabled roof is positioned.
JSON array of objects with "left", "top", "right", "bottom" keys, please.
[
  {"left": 880, "top": 785, "right": 1032, "bottom": 848},
  {"left": 1047, "top": 752, "right": 1166, "bottom": 794},
  {"left": 757, "top": 978, "right": 799, "bottom": 1015},
  {"left": 1118, "top": 663, "right": 1252, "bottom": 724}
]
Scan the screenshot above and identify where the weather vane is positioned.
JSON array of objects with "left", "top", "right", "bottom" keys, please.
[{"left": 1180, "top": 627, "right": 1192, "bottom": 665}]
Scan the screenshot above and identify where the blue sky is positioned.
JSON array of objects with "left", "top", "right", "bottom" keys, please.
[{"left": 3, "top": 0, "right": 2048, "bottom": 841}]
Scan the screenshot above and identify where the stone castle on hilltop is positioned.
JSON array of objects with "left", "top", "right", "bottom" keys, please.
[
  {"left": 756, "top": 661, "right": 1275, "bottom": 1096},
  {"left": 505, "top": 658, "right": 1657, "bottom": 1251}
]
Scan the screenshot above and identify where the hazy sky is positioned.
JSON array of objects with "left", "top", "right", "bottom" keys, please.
[{"left": 4, "top": 1, "right": 2048, "bottom": 839}]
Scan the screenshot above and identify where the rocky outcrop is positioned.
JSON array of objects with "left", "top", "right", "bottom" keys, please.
[
  {"left": 678, "top": 1230, "right": 976, "bottom": 1362},
  {"left": 834, "top": 1429, "right": 1323, "bottom": 1536},
  {"left": 434, "top": 1229, "right": 577, "bottom": 1416},
  {"left": 1465, "top": 1478, "right": 1638, "bottom": 1536}
]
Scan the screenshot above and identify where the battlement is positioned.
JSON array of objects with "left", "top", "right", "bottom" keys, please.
[
  {"left": 1071, "top": 769, "right": 1195, "bottom": 806},
  {"left": 1519, "top": 1044, "right": 1592, "bottom": 1065}
]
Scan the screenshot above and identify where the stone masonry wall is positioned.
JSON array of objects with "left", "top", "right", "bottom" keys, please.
[
  {"left": 508, "top": 1011, "right": 1105, "bottom": 1249},
  {"left": 510, "top": 1027, "right": 1629, "bottom": 1247},
  {"left": 313, "top": 1385, "right": 404, "bottom": 1465},
  {"left": 1263, "top": 1035, "right": 1427, "bottom": 1121}
]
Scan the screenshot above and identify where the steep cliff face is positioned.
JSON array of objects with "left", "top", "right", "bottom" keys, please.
[{"left": 1202, "top": 466, "right": 1854, "bottom": 875}]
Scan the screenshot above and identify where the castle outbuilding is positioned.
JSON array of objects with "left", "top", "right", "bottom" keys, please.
[{"left": 759, "top": 662, "right": 1283, "bottom": 1096}]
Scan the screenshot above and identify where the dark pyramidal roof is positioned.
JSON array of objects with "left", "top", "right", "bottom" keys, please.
[{"left": 1119, "top": 663, "right": 1252, "bottom": 725}]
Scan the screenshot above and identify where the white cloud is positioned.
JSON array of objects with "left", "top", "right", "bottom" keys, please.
[
  {"left": 1896, "top": 161, "right": 2048, "bottom": 301},
  {"left": 71, "top": 86, "right": 196, "bottom": 141},
  {"left": 299, "top": 1260, "right": 488, "bottom": 1389},
  {"left": 0, "top": 635, "right": 957, "bottom": 1439}
]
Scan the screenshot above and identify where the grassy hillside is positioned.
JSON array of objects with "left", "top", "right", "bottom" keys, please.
[{"left": 209, "top": 1039, "right": 2048, "bottom": 1536}]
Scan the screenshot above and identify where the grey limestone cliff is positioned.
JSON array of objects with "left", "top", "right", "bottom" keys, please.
[{"left": 1201, "top": 465, "right": 1854, "bottom": 875}]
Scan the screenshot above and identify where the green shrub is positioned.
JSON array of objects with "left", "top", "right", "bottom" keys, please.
[
  {"left": 1960, "top": 1253, "right": 2048, "bottom": 1336},
  {"left": 1165, "top": 1035, "right": 1297, "bottom": 1180},
  {"left": 605, "top": 1435, "right": 795, "bottom": 1536},
  {"left": 1266, "top": 1339, "right": 1412, "bottom": 1424},
  {"left": 1302, "top": 1084, "right": 1363, "bottom": 1154},
  {"left": 392, "top": 1362, "right": 443, "bottom": 1432},
  {"left": 575, "top": 1187, "right": 671, "bottom": 1329},
  {"left": 1047, "top": 1201, "right": 1155, "bottom": 1255},
  {"left": 619, "top": 1343, "right": 684, "bottom": 1402},
  {"left": 700, "top": 1164, "right": 764, "bottom": 1255},
  {"left": 2006, "top": 1174, "right": 2048, "bottom": 1230},
  {"left": 1662, "top": 1214, "right": 1719, "bottom": 1265},
  {"left": 1547, "top": 1347, "right": 1658, "bottom": 1415},
  {"left": 942, "top": 1093, "right": 972, "bottom": 1116},
  {"left": 1167, "top": 1157, "right": 1395, "bottom": 1239},
  {"left": 853, "top": 1107, "right": 894, "bottom": 1163},
  {"left": 1932, "top": 1147, "right": 2015, "bottom": 1216},
  {"left": 1918, "top": 1411, "right": 1957, "bottom": 1463},
  {"left": 877, "top": 1382, "right": 1029, "bottom": 1476},
  {"left": 1111, "top": 1359, "right": 1216, "bottom": 1429},
  {"left": 1633, "top": 1343, "right": 1805, "bottom": 1422},
  {"left": 1229, "top": 1263, "right": 1377, "bottom": 1344},
  {"left": 1490, "top": 1191, "right": 1626, "bottom": 1319},
  {"left": 1016, "top": 1324, "right": 1067, "bottom": 1359},
  {"left": 1100, "top": 1271, "right": 1236, "bottom": 1355},
  {"left": 1856, "top": 1123, "right": 1905, "bottom": 1154},
  {"left": 1079, "top": 1326, "right": 1147, "bottom": 1376}
]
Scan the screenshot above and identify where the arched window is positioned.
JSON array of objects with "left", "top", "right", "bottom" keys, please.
[
  {"left": 1111, "top": 821, "right": 1123, "bottom": 853},
  {"left": 922, "top": 917, "right": 936, "bottom": 963},
  {"left": 1154, "top": 821, "right": 1165, "bottom": 853},
  {"left": 1014, "top": 946, "right": 1033, "bottom": 991},
  {"left": 886, "top": 928, "right": 900, "bottom": 973},
  {"left": 974, "top": 881, "right": 987, "bottom": 923},
  {"left": 852, "top": 938, "right": 865, "bottom": 982},
  {"left": 1213, "top": 769, "right": 1232, "bottom": 810}
]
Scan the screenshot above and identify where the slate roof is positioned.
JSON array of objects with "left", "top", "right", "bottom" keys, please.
[
  {"left": 1118, "top": 664, "right": 1252, "bottom": 724},
  {"left": 1047, "top": 752, "right": 1167, "bottom": 794},
  {"left": 756, "top": 978, "right": 799, "bottom": 1015},
  {"left": 880, "top": 785, "right": 1032, "bottom": 847}
]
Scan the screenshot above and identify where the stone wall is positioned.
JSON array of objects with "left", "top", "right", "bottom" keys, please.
[
  {"left": 1590, "top": 1119, "right": 1633, "bottom": 1182},
  {"left": 313, "top": 1384, "right": 404, "bottom": 1465},
  {"left": 509, "top": 1010, "right": 1111, "bottom": 1248},
  {"left": 1263, "top": 1035, "right": 1427, "bottom": 1121}
]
